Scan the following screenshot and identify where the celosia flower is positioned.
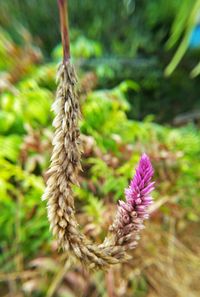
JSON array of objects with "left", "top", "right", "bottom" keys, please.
[
  {"left": 112, "top": 154, "right": 154, "bottom": 247},
  {"left": 44, "top": 56, "right": 155, "bottom": 266},
  {"left": 44, "top": 0, "right": 156, "bottom": 268},
  {"left": 125, "top": 153, "right": 154, "bottom": 219}
]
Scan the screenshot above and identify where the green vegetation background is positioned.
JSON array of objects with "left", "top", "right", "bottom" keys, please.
[{"left": 0, "top": 1, "right": 200, "bottom": 296}]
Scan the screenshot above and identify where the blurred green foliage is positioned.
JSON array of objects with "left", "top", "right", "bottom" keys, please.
[
  {"left": 1, "top": 0, "right": 200, "bottom": 122},
  {"left": 165, "top": 0, "right": 200, "bottom": 76},
  {"left": 0, "top": 0, "right": 180, "bottom": 55}
]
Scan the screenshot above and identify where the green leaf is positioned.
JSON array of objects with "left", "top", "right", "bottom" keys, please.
[{"left": 0, "top": 135, "right": 22, "bottom": 162}]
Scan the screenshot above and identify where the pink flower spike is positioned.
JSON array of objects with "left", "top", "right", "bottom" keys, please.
[
  {"left": 112, "top": 153, "right": 155, "bottom": 251},
  {"left": 125, "top": 154, "right": 154, "bottom": 220}
]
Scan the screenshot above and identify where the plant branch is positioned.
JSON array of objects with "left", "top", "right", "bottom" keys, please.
[{"left": 57, "top": 0, "right": 70, "bottom": 62}]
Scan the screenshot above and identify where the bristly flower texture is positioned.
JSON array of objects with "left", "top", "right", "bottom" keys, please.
[
  {"left": 125, "top": 153, "right": 154, "bottom": 219},
  {"left": 110, "top": 153, "right": 154, "bottom": 250},
  {"left": 43, "top": 61, "right": 155, "bottom": 269}
]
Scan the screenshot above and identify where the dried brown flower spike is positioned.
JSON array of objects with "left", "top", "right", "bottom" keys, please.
[{"left": 42, "top": 0, "right": 155, "bottom": 269}]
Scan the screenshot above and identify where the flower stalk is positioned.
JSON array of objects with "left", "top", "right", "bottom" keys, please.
[{"left": 57, "top": 0, "right": 70, "bottom": 62}]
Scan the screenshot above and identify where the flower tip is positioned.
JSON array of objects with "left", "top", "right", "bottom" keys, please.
[
  {"left": 140, "top": 153, "right": 150, "bottom": 162},
  {"left": 139, "top": 153, "right": 153, "bottom": 171}
]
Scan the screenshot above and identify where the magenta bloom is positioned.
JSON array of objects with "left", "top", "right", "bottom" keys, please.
[
  {"left": 124, "top": 153, "right": 154, "bottom": 220},
  {"left": 114, "top": 154, "right": 154, "bottom": 234},
  {"left": 111, "top": 153, "right": 155, "bottom": 249}
]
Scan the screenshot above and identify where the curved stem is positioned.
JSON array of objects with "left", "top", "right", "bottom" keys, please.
[{"left": 57, "top": 0, "right": 70, "bottom": 62}]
